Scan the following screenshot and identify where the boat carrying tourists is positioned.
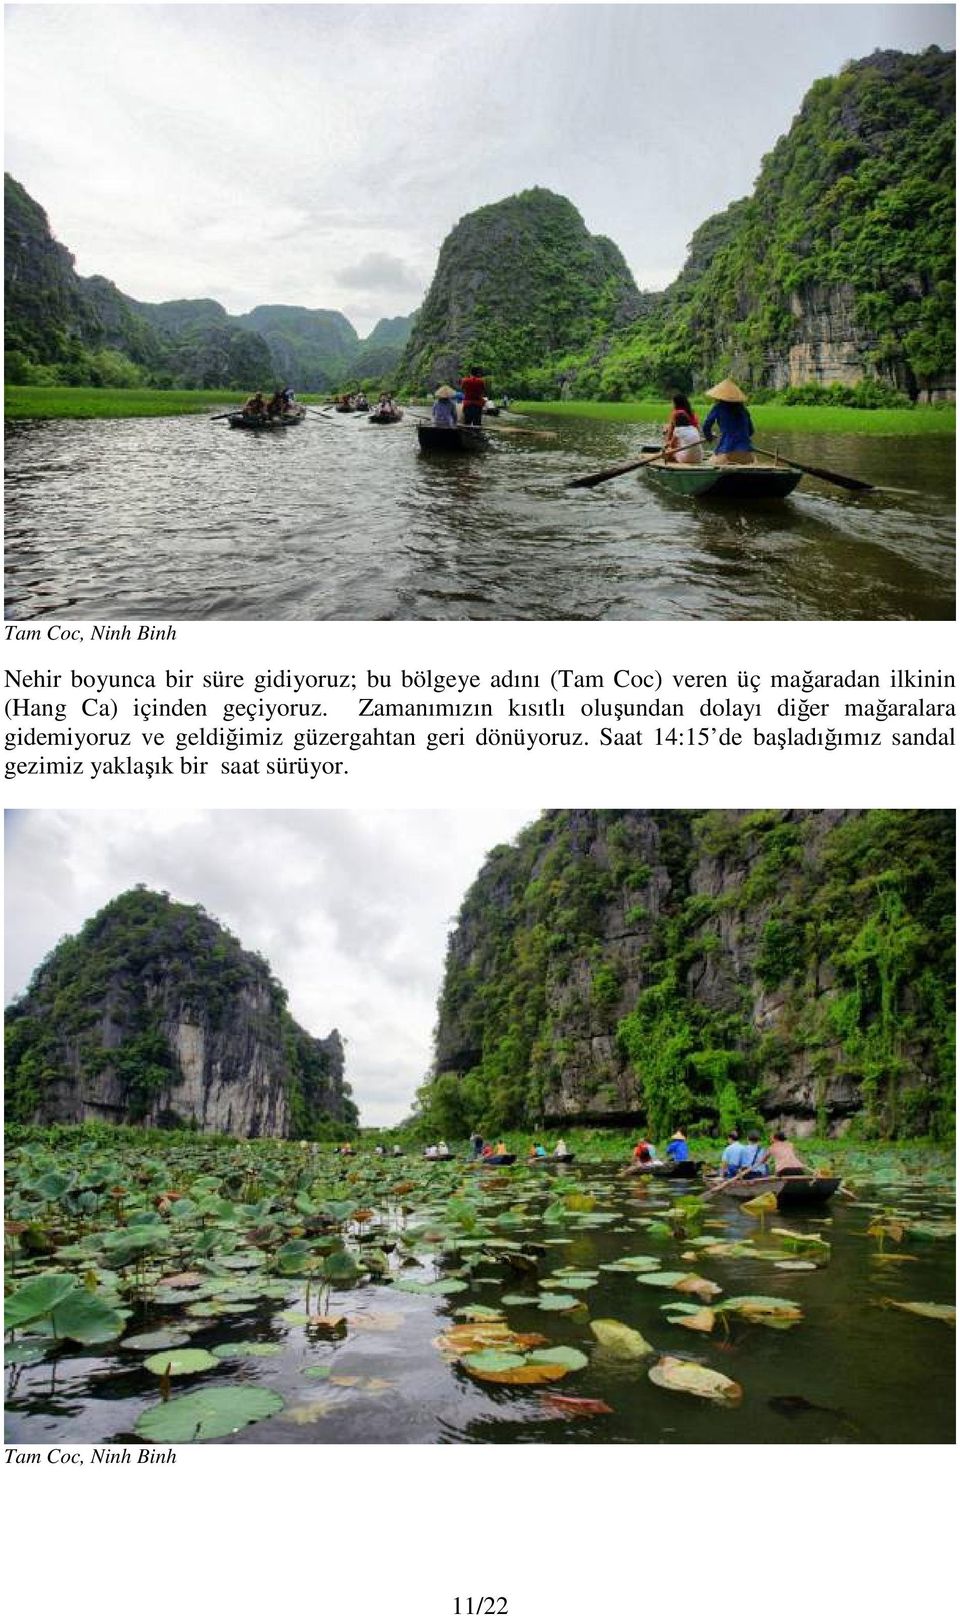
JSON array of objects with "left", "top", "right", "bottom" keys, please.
[{"left": 702, "top": 378, "right": 755, "bottom": 462}]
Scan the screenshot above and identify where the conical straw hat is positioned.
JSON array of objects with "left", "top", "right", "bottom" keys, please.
[
  {"left": 706, "top": 378, "right": 747, "bottom": 403},
  {"left": 435, "top": 385, "right": 456, "bottom": 398}
]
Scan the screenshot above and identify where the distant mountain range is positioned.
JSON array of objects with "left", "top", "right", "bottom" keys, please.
[
  {"left": 4, "top": 174, "right": 414, "bottom": 391},
  {"left": 4, "top": 46, "right": 954, "bottom": 401}
]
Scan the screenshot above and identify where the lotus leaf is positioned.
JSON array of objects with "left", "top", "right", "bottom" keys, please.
[
  {"left": 136, "top": 1385, "right": 284, "bottom": 1442},
  {"left": 540, "top": 1274, "right": 597, "bottom": 1291},
  {"left": 717, "top": 1295, "right": 803, "bottom": 1329},
  {"left": 537, "top": 1292, "right": 582, "bottom": 1312},
  {"left": 455, "top": 1305, "right": 504, "bottom": 1322},
  {"left": 462, "top": 1349, "right": 568, "bottom": 1385},
  {"left": 774, "top": 1261, "right": 817, "bottom": 1271},
  {"left": 589, "top": 1319, "right": 654, "bottom": 1357},
  {"left": 885, "top": 1300, "right": 956, "bottom": 1324},
  {"left": 5, "top": 1273, "right": 77, "bottom": 1329},
  {"left": 212, "top": 1340, "right": 284, "bottom": 1358},
  {"left": 526, "top": 1346, "right": 588, "bottom": 1371},
  {"left": 51, "top": 1290, "right": 128, "bottom": 1345},
  {"left": 500, "top": 1294, "right": 541, "bottom": 1306},
  {"left": 303, "top": 1365, "right": 333, "bottom": 1379},
  {"left": 649, "top": 1356, "right": 742, "bottom": 1406},
  {"left": 673, "top": 1275, "right": 722, "bottom": 1302},
  {"left": 122, "top": 1329, "right": 194, "bottom": 1352},
  {"left": 144, "top": 1347, "right": 220, "bottom": 1375},
  {"left": 537, "top": 1392, "right": 613, "bottom": 1418},
  {"left": 741, "top": 1193, "right": 778, "bottom": 1217},
  {"left": 5, "top": 1340, "right": 50, "bottom": 1366},
  {"left": 636, "top": 1272, "right": 688, "bottom": 1289},
  {"left": 664, "top": 1307, "right": 716, "bottom": 1333}
]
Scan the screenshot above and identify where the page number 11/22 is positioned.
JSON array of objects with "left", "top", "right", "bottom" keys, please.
[{"left": 453, "top": 1601, "right": 508, "bottom": 1614}]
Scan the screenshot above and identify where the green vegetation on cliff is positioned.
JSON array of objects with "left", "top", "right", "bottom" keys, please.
[
  {"left": 396, "top": 188, "right": 643, "bottom": 392},
  {"left": 569, "top": 48, "right": 955, "bottom": 401},
  {"left": 5, "top": 888, "right": 357, "bottom": 1136},
  {"left": 422, "top": 811, "right": 954, "bottom": 1141}
]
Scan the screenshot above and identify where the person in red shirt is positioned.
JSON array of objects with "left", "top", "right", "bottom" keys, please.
[{"left": 460, "top": 366, "right": 487, "bottom": 426}]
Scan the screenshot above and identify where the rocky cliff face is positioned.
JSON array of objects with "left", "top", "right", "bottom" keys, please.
[
  {"left": 396, "top": 187, "right": 642, "bottom": 391},
  {"left": 5, "top": 889, "right": 355, "bottom": 1137},
  {"left": 432, "top": 811, "right": 954, "bottom": 1138}
]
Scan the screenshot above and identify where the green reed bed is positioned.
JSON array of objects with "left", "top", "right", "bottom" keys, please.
[{"left": 513, "top": 399, "right": 956, "bottom": 436}]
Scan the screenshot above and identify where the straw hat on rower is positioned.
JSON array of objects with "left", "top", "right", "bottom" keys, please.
[
  {"left": 435, "top": 385, "right": 456, "bottom": 398},
  {"left": 705, "top": 378, "right": 747, "bottom": 403}
]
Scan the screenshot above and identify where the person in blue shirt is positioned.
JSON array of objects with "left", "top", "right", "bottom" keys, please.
[
  {"left": 665, "top": 1130, "right": 690, "bottom": 1164},
  {"left": 702, "top": 378, "right": 755, "bottom": 463},
  {"left": 720, "top": 1130, "right": 745, "bottom": 1177},
  {"left": 740, "top": 1131, "right": 768, "bottom": 1178}
]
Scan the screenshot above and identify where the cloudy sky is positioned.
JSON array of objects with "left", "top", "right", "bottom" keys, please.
[
  {"left": 4, "top": 808, "right": 535, "bottom": 1125},
  {"left": 6, "top": 4, "right": 954, "bottom": 333}
]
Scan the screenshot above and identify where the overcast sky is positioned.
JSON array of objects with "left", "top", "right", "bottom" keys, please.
[
  {"left": 5, "top": 4, "right": 954, "bottom": 334},
  {"left": 4, "top": 808, "right": 535, "bottom": 1126}
]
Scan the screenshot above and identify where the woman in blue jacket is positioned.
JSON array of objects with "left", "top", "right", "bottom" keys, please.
[{"left": 702, "top": 378, "right": 755, "bottom": 463}]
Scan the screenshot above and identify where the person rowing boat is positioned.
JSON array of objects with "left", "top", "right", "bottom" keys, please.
[{"left": 702, "top": 378, "right": 755, "bottom": 463}]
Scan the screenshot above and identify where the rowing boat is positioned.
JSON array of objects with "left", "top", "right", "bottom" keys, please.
[
  {"left": 625, "top": 1159, "right": 701, "bottom": 1180},
  {"left": 416, "top": 423, "right": 489, "bottom": 454},
  {"left": 644, "top": 460, "right": 802, "bottom": 500},
  {"left": 711, "top": 1174, "right": 841, "bottom": 1208},
  {"left": 228, "top": 406, "right": 306, "bottom": 430},
  {"left": 476, "top": 1153, "right": 516, "bottom": 1167},
  {"left": 529, "top": 1152, "right": 576, "bottom": 1165},
  {"left": 368, "top": 408, "right": 404, "bottom": 424}
]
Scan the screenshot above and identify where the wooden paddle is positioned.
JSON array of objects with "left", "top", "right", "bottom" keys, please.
[
  {"left": 210, "top": 412, "right": 238, "bottom": 421},
  {"left": 568, "top": 437, "right": 706, "bottom": 489},
  {"left": 486, "top": 424, "right": 558, "bottom": 439},
  {"left": 753, "top": 445, "right": 875, "bottom": 493},
  {"left": 700, "top": 1165, "right": 753, "bottom": 1200}
]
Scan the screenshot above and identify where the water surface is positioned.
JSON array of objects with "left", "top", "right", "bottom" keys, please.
[
  {"left": 4, "top": 413, "right": 954, "bottom": 619},
  {"left": 6, "top": 1164, "right": 953, "bottom": 1445}
]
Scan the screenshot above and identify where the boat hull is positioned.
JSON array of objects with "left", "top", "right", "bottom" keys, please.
[
  {"left": 417, "top": 424, "right": 489, "bottom": 454},
  {"left": 645, "top": 463, "right": 802, "bottom": 500},
  {"left": 530, "top": 1152, "right": 576, "bottom": 1164},
  {"left": 368, "top": 410, "right": 403, "bottom": 424},
  {"left": 718, "top": 1174, "right": 841, "bottom": 1207},
  {"left": 228, "top": 408, "right": 305, "bottom": 430}
]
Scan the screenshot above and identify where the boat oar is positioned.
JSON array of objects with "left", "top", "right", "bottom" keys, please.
[
  {"left": 486, "top": 424, "right": 558, "bottom": 439},
  {"left": 210, "top": 412, "right": 238, "bottom": 421},
  {"left": 753, "top": 445, "right": 875, "bottom": 493},
  {"left": 700, "top": 1165, "right": 752, "bottom": 1200},
  {"left": 304, "top": 409, "right": 336, "bottom": 423},
  {"left": 568, "top": 438, "right": 704, "bottom": 489}
]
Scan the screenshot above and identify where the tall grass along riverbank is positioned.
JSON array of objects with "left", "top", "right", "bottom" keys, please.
[{"left": 514, "top": 399, "right": 956, "bottom": 436}]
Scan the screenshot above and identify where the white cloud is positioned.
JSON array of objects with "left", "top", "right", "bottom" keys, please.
[
  {"left": 5, "top": 6, "right": 954, "bottom": 334},
  {"left": 4, "top": 808, "right": 535, "bottom": 1127}
]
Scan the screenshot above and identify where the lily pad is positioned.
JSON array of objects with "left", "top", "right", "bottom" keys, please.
[
  {"left": 211, "top": 1341, "right": 283, "bottom": 1359},
  {"left": 649, "top": 1355, "right": 742, "bottom": 1406},
  {"left": 884, "top": 1300, "right": 956, "bottom": 1324},
  {"left": 717, "top": 1295, "right": 803, "bottom": 1329},
  {"left": 5, "top": 1273, "right": 76, "bottom": 1329},
  {"left": 122, "top": 1329, "right": 194, "bottom": 1352},
  {"left": 135, "top": 1385, "right": 284, "bottom": 1442},
  {"left": 537, "top": 1292, "right": 582, "bottom": 1312},
  {"left": 526, "top": 1346, "right": 589, "bottom": 1371},
  {"left": 143, "top": 1348, "right": 220, "bottom": 1376},
  {"left": 589, "top": 1318, "right": 654, "bottom": 1358}
]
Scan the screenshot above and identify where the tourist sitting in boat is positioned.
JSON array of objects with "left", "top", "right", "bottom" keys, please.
[
  {"left": 528, "top": 1142, "right": 548, "bottom": 1158},
  {"left": 432, "top": 386, "right": 459, "bottom": 428},
  {"left": 554, "top": 1138, "right": 568, "bottom": 1157},
  {"left": 663, "top": 393, "right": 703, "bottom": 464},
  {"left": 266, "top": 388, "right": 286, "bottom": 418},
  {"left": 720, "top": 1130, "right": 745, "bottom": 1177},
  {"left": 481, "top": 1142, "right": 494, "bottom": 1158},
  {"left": 470, "top": 1131, "right": 485, "bottom": 1158},
  {"left": 391, "top": 1143, "right": 403, "bottom": 1156},
  {"left": 494, "top": 1140, "right": 508, "bottom": 1157},
  {"left": 632, "top": 1138, "right": 662, "bottom": 1166},
  {"left": 764, "top": 1131, "right": 807, "bottom": 1177},
  {"left": 424, "top": 1143, "right": 438, "bottom": 1158},
  {"left": 354, "top": 392, "right": 369, "bottom": 410},
  {"left": 460, "top": 366, "right": 487, "bottom": 427},
  {"left": 702, "top": 379, "right": 755, "bottom": 463},
  {"left": 437, "top": 1140, "right": 449, "bottom": 1156},
  {"left": 374, "top": 1144, "right": 385, "bottom": 1156},
  {"left": 740, "top": 1131, "right": 768, "bottom": 1178},
  {"left": 242, "top": 390, "right": 266, "bottom": 417},
  {"left": 664, "top": 1129, "right": 690, "bottom": 1164},
  {"left": 281, "top": 385, "right": 296, "bottom": 410}
]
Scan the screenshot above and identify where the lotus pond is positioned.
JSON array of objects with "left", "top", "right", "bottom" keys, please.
[{"left": 4, "top": 1135, "right": 955, "bottom": 1445}]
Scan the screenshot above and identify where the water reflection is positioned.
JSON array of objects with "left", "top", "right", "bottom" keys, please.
[{"left": 4, "top": 414, "right": 954, "bottom": 619}]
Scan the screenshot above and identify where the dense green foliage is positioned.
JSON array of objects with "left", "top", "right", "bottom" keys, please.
[
  {"left": 4, "top": 888, "right": 357, "bottom": 1136},
  {"left": 422, "top": 811, "right": 955, "bottom": 1141},
  {"left": 566, "top": 48, "right": 955, "bottom": 401},
  {"left": 396, "top": 188, "right": 643, "bottom": 392},
  {"left": 237, "top": 306, "right": 415, "bottom": 392}
]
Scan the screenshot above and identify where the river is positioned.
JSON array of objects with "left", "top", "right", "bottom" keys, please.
[
  {"left": 5, "top": 1162, "right": 954, "bottom": 1445},
  {"left": 4, "top": 413, "right": 954, "bottom": 620}
]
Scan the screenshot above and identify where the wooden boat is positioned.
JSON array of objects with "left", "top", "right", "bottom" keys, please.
[
  {"left": 644, "top": 460, "right": 802, "bottom": 500},
  {"left": 228, "top": 406, "right": 305, "bottom": 430},
  {"left": 417, "top": 423, "right": 489, "bottom": 454},
  {"left": 625, "top": 1159, "right": 701, "bottom": 1179},
  {"left": 478, "top": 1153, "right": 516, "bottom": 1166},
  {"left": 368, "top": 408, "right": 404, "bottom": 424},
  {"left": 529, "top": 1152, "right": 576, "bottom": 1165},
  {"left": 424, "top": 1151, "right": 454, "bottom": 1162},
  {"left": 483, "top": 405, "right": 501, "bottom": 417},
  {"left": 713, "top": 1173, "right": 841, "bottom": 1208},
  {"left": 334, "top": 404, "right": 354, "bottom": 414}
]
